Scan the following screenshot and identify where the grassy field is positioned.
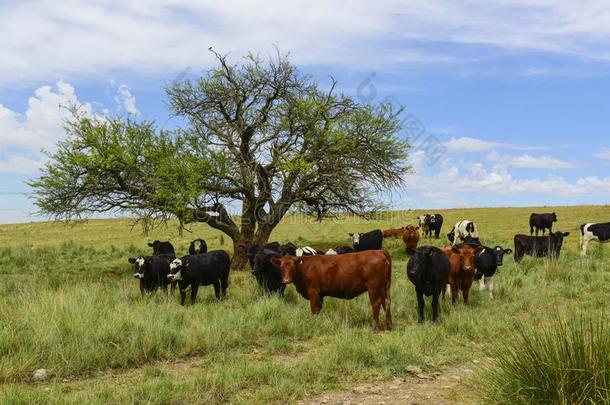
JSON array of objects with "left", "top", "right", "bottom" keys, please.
[{"left": 0, "top": 205, "right": 609, "bottom": 403}]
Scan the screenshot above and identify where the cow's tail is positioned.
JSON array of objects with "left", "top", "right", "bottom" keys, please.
[
  {"left": 382, "top": 249, "right": 392, "bottom": 291},
  {"left": 580, "top": 223, "right": 586, "bottom": 236}
]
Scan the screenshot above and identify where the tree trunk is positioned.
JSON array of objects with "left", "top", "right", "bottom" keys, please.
[{"left": 230, "top": 234, "right": 251, "bottom": 270}]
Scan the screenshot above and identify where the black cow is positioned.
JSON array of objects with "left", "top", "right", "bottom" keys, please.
[
  {"left": 325, "top": 246, "right": 356, "bottom": 255},
  {"left": 580, "top": 222, "right": 610, "bottom": 256},
  {"left": 474, "top": 245, "right": 512, "bottom": 299},
  {"left": 529, "top": 213, "right": 557, "bottom": 236},
  {"left": 188, "top": 238, "right": 208, "bottom": 255},
  {"left": 514, "top": 232, "right": 570, "bottom": 263},
  {"left": 148, "top": 240, "right": 175, "bottom": 256},
  {"left": 405, "top": 246, "right": 451, "bottom": 324},
  {"left": 242, "top": 242, "right": 297, "bottom": 269},
  {"left": 349, "top": 229, "right": 383, "bottom": 252},
  {"left": 129, "top": 255, "right": 173, "bottom": 293},
  {"left": 251, "top": 249, "right": 286, "bottom": 296},
  {"left": 168, "top": 250, "right": 231, "bottom": 305},
  {"left": 422, "top": 214, "right": 444, "bottom": 239}
]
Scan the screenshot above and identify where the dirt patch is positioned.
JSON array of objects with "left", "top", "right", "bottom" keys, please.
[{"left": 299, "top": 363, "right": 480, "bottom": 405}]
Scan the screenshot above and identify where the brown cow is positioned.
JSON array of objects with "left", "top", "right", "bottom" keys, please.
[
  {"left": 383, "top": 228, "right": 405, "bottom": 238},
  {"left": 403, "top": 225, "right": 421, "bottom": 250},
  {"left": 442, "top": 245, "right": 484, "bottom": 304},
  {"left": 271, "top": 250, "right": 392, "bottom": 330}
]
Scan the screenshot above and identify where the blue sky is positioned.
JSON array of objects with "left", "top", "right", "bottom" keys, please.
[{"left": 1, "top": 1, "right": 610, "bottom": 223}]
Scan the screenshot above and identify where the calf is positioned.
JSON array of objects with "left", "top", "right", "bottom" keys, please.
[
  {"left": 513, "top": 232, "right": 570, "bottom": 263},
  {"left": 168, "top": 250, "right": 231, "bottom": 305},
  {"left": 402, "top": 225, "right": 421, "bottom": 251},
  {"left": 148, "top": 240, "right": 175, "bottom": 256},
  {"left": 188, "top": 238, "right": 208, "bottom": 255},
  {"left": 443, "top": 245, "right": 485, "bottom": 304},
  {"left": 448, "top": 220, "right": 479, "bottom": 246},
  {"left": 474, "top": 245, "right": 512, "bottom": 298},
  {"left": 405, "top": 246, "right": 450, "bottom": 324},
  {"left": 383, "top": 228, "right": 405, "bottom": 238},
  {"left": 580, "top": 222, "right": 610, "bottom": 256},
  {"left": 129, "top": 255, "right": 172, "bottom": 293},
  {"left": 251, "top": 249, "right": 286, "bottom": 296},
  {"left": 325, "top": 246, "right": 355, "bottom": 255},
  {"left": 349, "top": 229, "right": 383, "bottom": 252},
  {"left": 530, "top": 212, "right": 557, "bottom": 236},
  {"left": 271, "top": 250, "right": 392, "bottom": 330}
]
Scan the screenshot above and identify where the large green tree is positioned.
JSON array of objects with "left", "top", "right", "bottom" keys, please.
[{"left": 30, "top": 50, "right": 410, "bottom": 268}]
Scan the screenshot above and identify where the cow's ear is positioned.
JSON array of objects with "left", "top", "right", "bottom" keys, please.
[
  {"left": 348, "top": 233, "right": 353, "bottom": 236},
  {"left": 297, "top": 258, "right": 303, "bottom": 265},
  {"left": 504, "top": 248, "right": 513, "bottom": 254},
  {"left": 405, "top": 247, "right": 416, "bottom": 255},
  {"left": 563, "top": 232, "right": 570, "bottom": 237},
  {"left": 128, "top": 258, "right": 136, "bottom": 264},
  {"left": 451, "top": 247, "right": 461, "bottom": 255},
  {"left": 147, "top": 242, "right": 153, "bottom": 247},
  {"left": 475, "top": 246, "right": 486, "bottom": 255},
  {"left": 415, "top": 226, "right": 420, "bottom": 230},
  {"left": 270, "top": 257, "right": 281, "bottom": 266}
]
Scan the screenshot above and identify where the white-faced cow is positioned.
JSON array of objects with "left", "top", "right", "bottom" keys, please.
[
  {"left": 580, "top": 222, "right": 610, "bottom": 256},
  {"left": 129, "top": 255, "right": 173, "bottom": 294},
  {"left": 349, "top": 229, "right": 383, "bottom": 252},
  {"left": 530, "top": 213, "right": 557, "bottom": 236},
  {"left": 514, "top": 232, "right": 569, "bottom": 263},
  {"left": 419, "top": 214, "right": 444, "bottom": 239},
  {"left": 188, "top": 238, "right": 208, "bottom": 255},
  {"left": 447, "top": 220, "right": 479, "bottom": 246}
]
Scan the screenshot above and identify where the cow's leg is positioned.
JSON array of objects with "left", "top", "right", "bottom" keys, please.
[
  {"left": 180, "top": 289, "right": 186, "bottom": 306},
  {"left": 382, "top": 289, "right": 392, "bottom": 330},
  {"left": 450, "top": 283, "right": 458, "bottom": 304},
  {"left": 190, "top": 285, "right": 199, "bottom": 304},
  {"left": 462, "top": 287, "right": 470, "bottom": 304},
  {"left": 415, "top": 287, "right": 425, "bottom": 325},
  {"left": 432, "top": 291, "right": 440, "bottom": 323},
  {"left": 308, "top": 290, "right": 322, "bottom": 314},
  {"left": 479, "top": 276, "right": 485, "bottom": 291},
  {"left": 581, "top": 238, "right": 588, "bottom": 257},
  {"left": 213, "top": 280, "right": 222, "bottom": 300},
  {"left": 221, "top": 277, "right": 229, "bottom": 297},
  {"left": 488, "top": 277, "right": 494, "bottom": 299},
  {"left": 367, "top": 289, "right": 382, "bottom": 331}
]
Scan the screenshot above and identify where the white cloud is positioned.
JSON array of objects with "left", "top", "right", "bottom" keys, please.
[
  {"left": 594, "top": 149, "right": 610, "bottom": 161},
  {"left": 2, "top": 1, "right": 610, "bottom": 86},
  {"left": 488, "top": 151, "right": 579, "bottom": 169},
  {"left": 114, "top": 85, "right": 139, "bottom": 116},
  {"left": 0, "top": 155, "right": 43, "bottom": 174},
  {"left": 445, "top": 137, "right": 499, "bottom": 152}
]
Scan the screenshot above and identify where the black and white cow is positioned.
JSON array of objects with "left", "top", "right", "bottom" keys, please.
[
  {"left": 349, "top": 229, "right": 383, "bottom": 252},
  {"left": 148, "top": 240, "right": 175, "bottom": 256},
  {"left": 580, "top": 222, "right": 610, "bottom": 256},
  {"left": 129, "top": 255, "right": 173, "bottom": 294},
  {"left": 325, "top": 246, "right": 356, "bottom": 255},
  {"left": 419, "top": 214, "right": 444, "bottom": 239},
  {"left": 473, "top": 245, "right": 512, "bottom": 299},
  {"left": 251, "top": 248, "right": 286, "bottom": 296},
  {"left": 529, "top": 213, "right": 557, "bottom": 236},
  {"left": 447, "top": 220, "right": 479, "bottom": 246},
  {"left": 406, "top": 246, "right": 451, "bottom": 324},
  {"left": 514, "top": 232, "right": 570, "bottom": 263},
  {"left": 168, "top": 250, "right": 231, "bottom": 305},
  {"left": 296, "top": 246, "right": 318, "bottom": 256},
  {"left": 188, "top": 238, "right": 208, "bottom": 255}
]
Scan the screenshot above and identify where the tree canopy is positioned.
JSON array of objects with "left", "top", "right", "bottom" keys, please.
[{"left": 30, "top": 49, "right": 411, "bottom": 268}]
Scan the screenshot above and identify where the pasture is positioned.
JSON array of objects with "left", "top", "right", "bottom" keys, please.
[{"left": 0, "top": 205, "right": 609, "bottom": 403}]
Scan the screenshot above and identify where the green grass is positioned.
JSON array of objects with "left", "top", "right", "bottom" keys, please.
[{"left": 0, "top": 205, "right": 609, "bottom": 403}]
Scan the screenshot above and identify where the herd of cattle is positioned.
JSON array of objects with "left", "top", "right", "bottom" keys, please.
[{"left": 127, "top": 214, "right": 610, "bottom": 328}]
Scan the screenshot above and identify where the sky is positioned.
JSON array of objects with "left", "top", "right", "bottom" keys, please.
[{"left": 1, "top": 0, "right": 610, "bottom": 223}]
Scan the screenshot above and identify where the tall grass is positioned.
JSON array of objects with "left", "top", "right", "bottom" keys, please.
[{"left": 481, "top": 316, "right": 610, "bottom": 404}]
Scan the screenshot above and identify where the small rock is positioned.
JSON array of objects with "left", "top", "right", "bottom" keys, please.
[
  {"left": 406, "top": 365, "right": 423, "bottom": 374},
  {"left": 32, "top": 369, "right": 48, "bottom": 381},
  {"left": 473, "top": 359, "right": 480, "bottom": 364},
  {"left": 416, "top": 373, "right": 431, "bottom": 380}
]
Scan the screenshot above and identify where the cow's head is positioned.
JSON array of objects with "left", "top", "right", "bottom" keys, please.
[
  {"left": 447, "top": 230, "right": 456, "bottom": 244},
  {"left": 429, "top": 214, "right": 436, "bottom": 224},
  {"left": 551, "top": 212, "right": 558, "bottom": 222},
  {"left": 489, "top": 246, "right": 512, "bottom": 266},
  {"left": 128, "top": 256, "right": 147, "bottom": 279},
  {"left": 349, "top": 233, "right": 361, "bottom": 245},
  {"left": 406, "top": 246, "right": 435, "bottom": 264},
  {"left": 191, "top": 239, "right": 203, "bottom": 254},
  {"left": 325, "top": 248, "right": 338, "bottom": 255},
  {"left": 270, "top": 255, "right": 303, "bottom": 284},
  {"left": 167, "top": 258, "right": 185, "bottom": 281},
  {"left": 147, "top": 240, "right": 161, "bottom": 254},
  {"left": 453, "top": 245, "right": 485, "bottom": 273}
]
